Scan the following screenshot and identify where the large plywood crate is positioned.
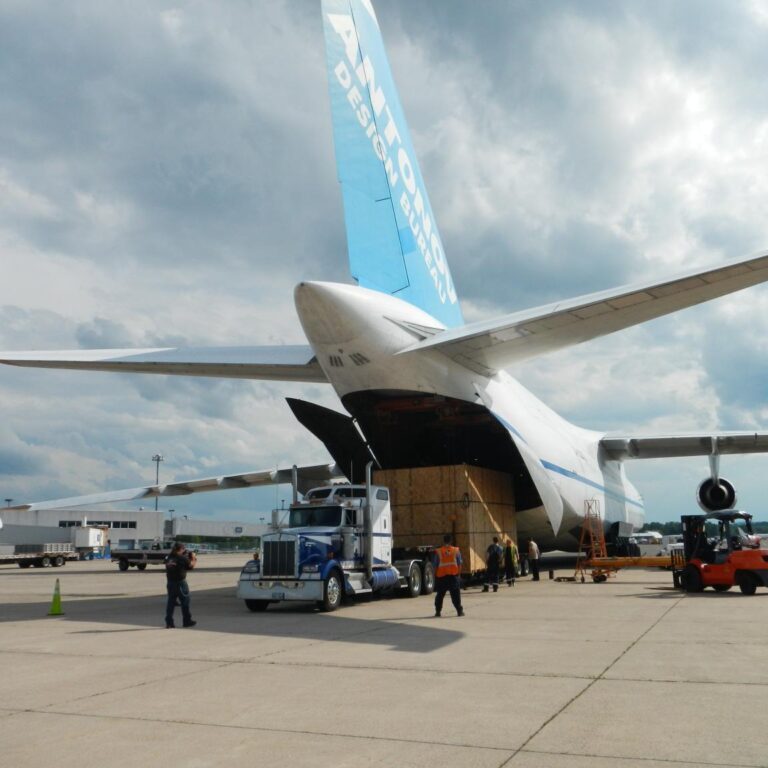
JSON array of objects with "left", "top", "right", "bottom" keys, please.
[{"left": 374, "top": 465, "right": 517, "bottom": 574}]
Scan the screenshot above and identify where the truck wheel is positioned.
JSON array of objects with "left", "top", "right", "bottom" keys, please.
[
  {"left": 136, "top": 563, "right": 147, "bottom": 571},
  {"left": 682, "top": 565, "right": 703, "bottom": 593},
  {"left": 40, "top": 556, "right": 51, "bottom": 568},
  {"left": 245, "top": 599, "right": 270, "bottom": 612},
  {"left": 53, "top": 556, "right": 64, "bottom": 567},
  {"left": 421, "top": 561, "right": 435, "bottom": 595},
  {"left": 406, "top": 563, "right": 422, "bottom": 598},
  {"left": 713, "top": 584, "right": 731, "bottom": 592},
  {"left": 320, "top": 570, "right": 343, "bottom": 612},
  {"left": 737, "top": 572, "right": 758, "bottom": 595},
  {"left": 118, "top": 559, "right": 129, "bottom": 571}
]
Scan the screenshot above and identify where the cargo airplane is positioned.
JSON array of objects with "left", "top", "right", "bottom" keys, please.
[{"left": 4, "top": 0, "right": 768, "bottom": 550}]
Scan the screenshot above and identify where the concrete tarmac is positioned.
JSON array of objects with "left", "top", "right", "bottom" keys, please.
[{"left": 1, "top": 555, "right": 766, "bottom": 767}]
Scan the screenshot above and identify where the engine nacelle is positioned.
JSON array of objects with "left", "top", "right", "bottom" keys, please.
[{"left": 696, "top": 477, "right": 737, "bottom": 512}]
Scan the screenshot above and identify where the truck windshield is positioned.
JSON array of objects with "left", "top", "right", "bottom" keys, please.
[{"left": 289, "top": 506, "right": 342, "bottom": 527}]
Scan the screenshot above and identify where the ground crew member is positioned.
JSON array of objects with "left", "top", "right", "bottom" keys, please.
[
  {"left": 528, "top": 538, "right": 541, "bottom": 581},
  {"left": 433, "top": 534, "right": 464, "bottom": 617},
  {"left": 503, "top": 538, "right": 519, "bottom": 586},
  {"left": 483, "top": 536, "right": 503, "bottom": 592},
  {"left": 164, "top": 542, "right": 197, "bottom": 628}
]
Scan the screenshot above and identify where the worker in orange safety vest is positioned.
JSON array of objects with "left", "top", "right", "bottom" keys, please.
[{"left": 432, "top": 534, "right": 464, "bottom": 617}]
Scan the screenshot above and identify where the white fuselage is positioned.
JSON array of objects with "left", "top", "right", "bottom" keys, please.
[{"left": 294, "top": 281, "right": 644, "bottom": 549}]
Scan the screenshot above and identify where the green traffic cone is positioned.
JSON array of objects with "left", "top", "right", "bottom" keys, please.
[{"left": 48, "top": 577, "right": 64, "bottom": 616}]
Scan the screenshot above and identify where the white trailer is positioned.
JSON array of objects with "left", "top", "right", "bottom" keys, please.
[{"left": 0, "top": 543, "right": 79, "bottom": 568}]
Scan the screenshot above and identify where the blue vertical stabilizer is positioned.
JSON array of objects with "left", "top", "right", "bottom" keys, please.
[{"left": 321, "top": 0, "right": 464, "bottom": 328}]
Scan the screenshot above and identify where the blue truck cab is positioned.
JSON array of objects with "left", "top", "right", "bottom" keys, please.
[{"left": 237, "top": 483, "right": 434, "bottom": 612}]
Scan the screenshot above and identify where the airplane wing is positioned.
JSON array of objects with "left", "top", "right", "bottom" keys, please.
[
  {"left": 0, "top": 345, "right": 327, "bottom": 382},
  {"left": 397, "top": 251, "right": 768, "bottom": 375},
  {"left": 600, "top": 432, "right": 768, "bottom": 460},
  {"left": 6, "top": 462, "right": 345, "bottom": 512}
]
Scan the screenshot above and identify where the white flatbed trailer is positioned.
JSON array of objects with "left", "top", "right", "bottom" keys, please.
[{"left": 0, "top": 544, "right": 79, "bottom": 568}]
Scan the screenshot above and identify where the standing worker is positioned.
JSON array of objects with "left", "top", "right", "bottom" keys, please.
[
  {"left": 164, "top": 542, "right": 197, "bottom": 628},
  {"left": 433, "top": 534, "right": 465, "bottom": 617},
  {"left": 528, "top": 538, "right": 541, "bottom": 581},
  {"left": 503, "top": 538, "right": 519, "bottom": 586},
  {"left": 483, "top": 536, "right": 503, "bottom": 592}
]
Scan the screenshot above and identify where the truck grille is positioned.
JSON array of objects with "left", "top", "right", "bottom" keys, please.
[{"left": 262, "top": 540, "right": 296, "bottom": 577}]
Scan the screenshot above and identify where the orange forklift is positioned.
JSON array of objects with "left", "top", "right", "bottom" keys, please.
[{"left": 674, "top": 511, "right": 768, "bottom": 594}]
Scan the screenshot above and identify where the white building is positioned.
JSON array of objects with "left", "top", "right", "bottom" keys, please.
[
  {"left": 0, "top": 508, "right": 164, "bottom": 549},
  {"left": 1, "top": 508, "right": 268, "bottom": 550}
]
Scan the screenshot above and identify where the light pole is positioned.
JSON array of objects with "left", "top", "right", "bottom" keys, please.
[
  {"left": 4, "top": 498, "right": 12, "bottom": 507},
  {"left": 152, "top": 454, "right": 164, "bottom": 511}
]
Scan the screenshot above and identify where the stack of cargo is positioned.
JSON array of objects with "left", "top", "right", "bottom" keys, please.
[{"left": 374, "top": 464, "right": 517, "bottom": 574}]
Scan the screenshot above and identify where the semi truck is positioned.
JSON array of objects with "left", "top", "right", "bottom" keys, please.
[{"left": 237, "top": 466, "right": 437, "bottom": 612}]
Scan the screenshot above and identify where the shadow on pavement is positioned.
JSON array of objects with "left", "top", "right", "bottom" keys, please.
[{"left": 0, "top": 586, "right": 463, "bottom": 654}]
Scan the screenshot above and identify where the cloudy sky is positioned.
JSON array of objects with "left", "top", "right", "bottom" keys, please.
[{"left": 2, "top": 0, "right": 768, "bottom": 525}]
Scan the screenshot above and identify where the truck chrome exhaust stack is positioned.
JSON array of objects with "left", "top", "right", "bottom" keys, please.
[{"left": 364, "top": 461, "right": 374, "bottom": 580}]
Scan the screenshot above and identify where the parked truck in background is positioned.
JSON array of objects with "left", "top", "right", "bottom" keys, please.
[
  {"left": 0, "top": 517, "right": 101, "bottom": 567},
  {"left": 237, "top": 467, "right": 436, "bottom": 612},
  {"left": 112, "top": 540, "right": 175, "bottom": 571},
  {"left": 0, "top": 542, "right": 79, "bottom": 568}
]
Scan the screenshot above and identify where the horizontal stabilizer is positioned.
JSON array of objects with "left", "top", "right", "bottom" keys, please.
[
  {"left": 6, "top": 462, "right": 345, "bottom": 512},
  {"left": 601, "top": 432, "right": 768, "bottom": 460},
  {"left": 398, "top": 251, "right": 768, "bottom": 375},
  {"left": 0, "top": 345, "right": 327, "bottom": 383}
]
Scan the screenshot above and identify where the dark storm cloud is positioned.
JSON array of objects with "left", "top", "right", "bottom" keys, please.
[{"left": 0, "top": 1, "right": 347, "bottom": 284}]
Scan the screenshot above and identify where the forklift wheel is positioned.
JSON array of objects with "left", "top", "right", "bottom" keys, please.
[
  {"left": 682, "top": 565, "right": 703, "bottom": 593},
  {"left": 737, "top": 572, "right": 758, "bottom": 596}
]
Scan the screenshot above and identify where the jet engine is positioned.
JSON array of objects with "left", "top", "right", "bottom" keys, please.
[{"left": 696, "top": 476, "right": 737, "bottom": 512}]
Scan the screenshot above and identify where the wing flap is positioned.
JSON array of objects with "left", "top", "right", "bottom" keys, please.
[
  {"left": 398, "top": 250, "right": 768, "bottom": 374},
  {"left": 6, "top": 462, "right": 345, "bottom": 512},
  {"left": 0, "top": 345, "right": 328, "bottom": 383},
  {"left": 601, "top": 432, "right": 768, "bottom": 460}
]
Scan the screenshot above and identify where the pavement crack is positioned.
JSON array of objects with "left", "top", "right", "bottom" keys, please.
[
  {"left": 498, "top": 592, "right": 688, "bottom": 768},
  {"left": 19, "top": 708, "right": 513, "bottom": 753},
  {"left": 516, "top": 746, "right": 760, "bottom": 768}
]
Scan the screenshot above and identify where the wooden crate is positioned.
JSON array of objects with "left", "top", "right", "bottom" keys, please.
[{"left": 374, "top": 465, "right": 517, "bottom": 574}]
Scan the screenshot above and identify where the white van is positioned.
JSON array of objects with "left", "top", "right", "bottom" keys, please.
[
  {"left": 659, "top": 534, "right": 684, "bottom": 556},
  {"left": 628, "top": 531, "right": 663, "bottom": 556}
]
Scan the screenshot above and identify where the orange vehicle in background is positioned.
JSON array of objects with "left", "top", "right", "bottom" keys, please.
[{"left": 676, "top": 511, "right": 768, "bottom": 595}]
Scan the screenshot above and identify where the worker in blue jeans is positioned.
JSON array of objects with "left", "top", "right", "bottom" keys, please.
[{"left": 164, "top": 542, "right": 197, "bottom": 628}]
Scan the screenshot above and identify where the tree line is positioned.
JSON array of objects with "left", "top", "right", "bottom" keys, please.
[{"left": 640, "top": 521, "right": 768, "bottom": 534}]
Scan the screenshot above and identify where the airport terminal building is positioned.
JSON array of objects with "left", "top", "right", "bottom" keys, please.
[{"left": 0, "top": 508, "right": 265, "bottom": 550}]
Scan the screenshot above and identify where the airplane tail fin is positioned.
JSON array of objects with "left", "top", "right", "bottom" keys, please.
[{"left": 321, "top": 0, "right": 464, "bottom": 328}]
